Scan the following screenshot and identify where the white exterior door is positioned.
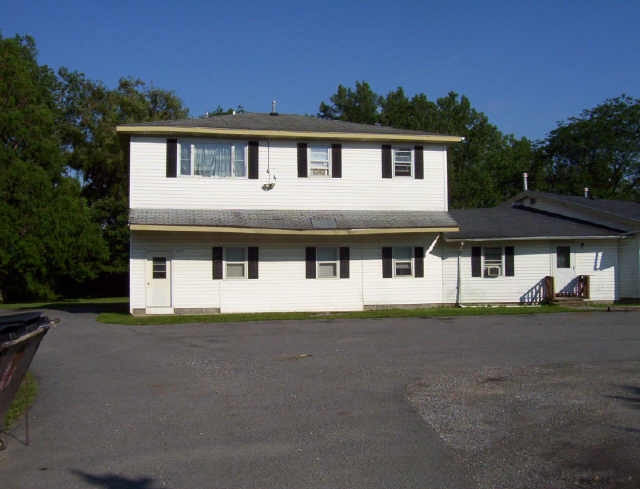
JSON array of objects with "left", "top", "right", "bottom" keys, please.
[
  {"left": 553, "top": 245, "right": 577, "bottom": 295},
  {"left": 146, "top": 255, "right": 172, "bottom": 313}
]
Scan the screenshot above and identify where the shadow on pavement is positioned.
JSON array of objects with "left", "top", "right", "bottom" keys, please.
[
  {"left": 71, "top": 470, "right": 168, "bottom": 489},
  {"left": 605, "top": 385, "right": 640, "bottom": 410}
]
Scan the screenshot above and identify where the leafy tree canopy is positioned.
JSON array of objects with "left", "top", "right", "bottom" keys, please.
[
  {"left": 0, "top": 34, "right": 107, "bottom": 300},
  {"left": 58, "top": 70, "right": 189, "bottom": 272},
  {"left": 540, "top": 95, "right": 640, "bottom": 200}
]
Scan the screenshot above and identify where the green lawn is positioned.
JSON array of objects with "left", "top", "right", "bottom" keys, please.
[
  {"left": 4, "top": 372, "right": 37, "bottom": 429},
  {"left": 0, "top": 296, "right": 615, "bottom": 326},
  {"left": 97, "top": 304, "right": 586, "bottom": 325}
]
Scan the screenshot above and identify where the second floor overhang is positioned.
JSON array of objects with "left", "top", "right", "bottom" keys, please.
[{"left": 129, "top": 209, "right": 459, "bottom": 236}]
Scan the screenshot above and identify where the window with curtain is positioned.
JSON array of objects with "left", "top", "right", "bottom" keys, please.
[{"left": 179, "top": 141, "right": 246, "bottom": 177}]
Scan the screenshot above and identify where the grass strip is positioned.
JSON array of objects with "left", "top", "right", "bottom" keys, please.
[
  {"left": 97, "top": 304, "right": 585, "bottom": 326},
  {"left": 4, "top": 372, "right": 38, "bottom": 429}
]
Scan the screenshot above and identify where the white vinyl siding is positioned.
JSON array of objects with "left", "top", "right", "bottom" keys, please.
[{"left": 130, "top": 138, "right": 448, "bottom": 211}]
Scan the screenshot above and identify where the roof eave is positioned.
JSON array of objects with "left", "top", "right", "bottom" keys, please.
[
  {"left": 115, "top": 125, "right": 464, "bottom": 144},
  {"left": 444, "top": 234, "right": 623, "bottom": 242},
  {"left": 130, "top": 224, "right": 459, "bottom": 235}
]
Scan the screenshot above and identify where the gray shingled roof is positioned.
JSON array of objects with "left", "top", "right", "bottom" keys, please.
[
  {"left": 129, "top": 208, "right": 458, "bottom": 230},
  {"left": 520, "top": 191, "right": 640, "bottom": 222},
  {"left": 120, "top": 112, "right": 451, "bottom": 137},
  {"left": 447, "top": 206, "right": 624, "bottom": 240}
]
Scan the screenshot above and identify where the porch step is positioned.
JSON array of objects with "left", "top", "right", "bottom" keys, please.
[{"left": 553, "top": 296, "right": 586, "bottom": 307}]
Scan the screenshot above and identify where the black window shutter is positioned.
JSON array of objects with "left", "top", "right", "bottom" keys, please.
[
  {"left": 414, "top": 247, "right": 424, "bottom": 277},
  {"left": 505, "top": 246, "right": 515, "bottom": 277},
  {"left": 471, "top": 246, "right": 481, "bottom": 277},
  {"left": 248, "top": 141, "right": 259, "bottom": 179},
  {"left": 382, "top": 145, "right": 392, "bottom": 178},
  {"left": 414, "top": 145, "right": 424, "bottom": 179},
  {"left": 305, "top": 247, "right": 316, "bottom": 279},
  {"left": 332, "top": 143, "right": 342, "bottom": 178},
  {"left": 248, "top": 247, "right": 259, "bottom": 279},
  {"left": 297, "top": 143, "right": 308, "bottom": 177},
  {"left": 212, "top": 247, "right": 223, "bottom": 280},
  {"left": 382, "top": 247, "right": 393, "bottom": 278},
  {"left": 339, "top": 247, "right": 349, "bottom": 278},
  {"left": 166, "top": 138, "right": 177, "bottom": 178}
]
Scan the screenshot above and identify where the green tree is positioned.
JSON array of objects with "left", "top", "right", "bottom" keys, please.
[
  {"left": 318, "top": 81, "right": 380, "bottom": 124},
  {"left": 58, "top": 71, "right": 189, "bottom": 272},
  {"left": 541, "top": 95, "right": 640, "bottom": 200},
  {"left": 0, "top": 34, "right": 106, "bottom": 300}
]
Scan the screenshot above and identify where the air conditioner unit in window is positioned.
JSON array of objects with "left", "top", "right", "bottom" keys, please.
[{"left": 486, "top": 266, "right": 501, "bottom": 277}]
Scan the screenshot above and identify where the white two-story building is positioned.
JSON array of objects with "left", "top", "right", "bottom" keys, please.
[
  {"left": 118, "top": 113, "right": 463, "bottom": 314},
  {"left": 118, "top": 113, "right": 640, "bottom": 314}
]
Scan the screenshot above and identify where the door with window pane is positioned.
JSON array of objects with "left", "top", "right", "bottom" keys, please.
[
  {"left": 146, "top": 255, "right": 171, "bottom": 308},
  {"left": 553, "top": 245, "right": 576, "bottom": 295}
]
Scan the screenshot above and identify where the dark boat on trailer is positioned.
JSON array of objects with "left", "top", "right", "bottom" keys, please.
[{"left": 0, "top": 312, "right": 53, "bottom": 450}]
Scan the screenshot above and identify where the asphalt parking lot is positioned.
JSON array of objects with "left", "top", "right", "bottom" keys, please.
[{"left": 1, "top": 310, "right": 639, "bottom": 489}]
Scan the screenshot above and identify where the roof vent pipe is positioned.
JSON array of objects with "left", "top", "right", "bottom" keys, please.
[
  {"left": 584, "top": 187, "right": 589, "bottom": 199},
  {"left": 523, "top": 172, "right": 528, "bottom": 191},
  {"left": 270, "top": 100, "right": 278, "bottom": 116}
]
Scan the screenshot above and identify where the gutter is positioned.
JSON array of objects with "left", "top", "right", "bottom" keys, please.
[{"left": 444, "top": 235, "right": 625, "bottom": 243}]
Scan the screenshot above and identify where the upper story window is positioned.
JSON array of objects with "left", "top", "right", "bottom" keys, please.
[
  {"left": 297, "top": 143, "right": 341, "bottom": 178},
  {"left": 381, "top": 145, "right": 423, "bottom": 180},
  {"left": 309, "top": 146, "right": 331, "bottom": 177},
  {"left": 393, "top": 148, "right": 413, "bottom": 177},
  {"left": 179, "top": 141, "right": 246, "bottom": 178}
]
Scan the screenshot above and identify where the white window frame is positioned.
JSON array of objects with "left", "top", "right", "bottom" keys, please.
[
  {"left": 393, "top": 246, "right": 414, "bottom": 277},
  {"left": 308, "top": 145, "right": 331, "bottom": 178},
  {"left": 392, "top": 147, "right": 413, "bottom": 177},
  {"left": 178, "top": 139, "right": 248, "bottom": 178},
  {"left": 316, "top": 247, "right": 339, "bottom": 279},
  {"left": 482, "top": 247, "right": 504, "bottom": 278},
  {"left": 224, "top": 247, "right": 247, "bottom": 280}
]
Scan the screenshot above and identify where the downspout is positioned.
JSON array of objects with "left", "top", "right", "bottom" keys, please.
[{"left": 456, "top": 241, "right": 464, "bottom": 306}]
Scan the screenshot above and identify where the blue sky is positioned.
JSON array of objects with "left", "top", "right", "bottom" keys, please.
[{"left": 3, "top": 0, "right": 639, "bottom": 140}]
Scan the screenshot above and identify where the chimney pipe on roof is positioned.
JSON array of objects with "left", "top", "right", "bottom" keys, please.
[
  {"left": 523, "top": 172, "right": 528, "bottom": 191},
  {"left": 270, "top": 99, "right": 278, "bottom": 116},
  {"left": 584, "top": 187, "right": 589, "bottom": 199}
]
